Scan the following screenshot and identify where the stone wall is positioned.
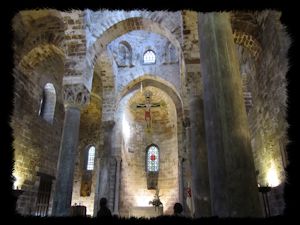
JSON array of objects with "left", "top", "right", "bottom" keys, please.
[
  {"left": 71, "top": 70, "right": 103, "bottom": 216},
  {"left": 71, "top": 97, "right": 102, "bottom": 216},
  {"left": 236, "top": 11, "right": 290, "bottom": 216},
  {"left": 107, "top": 30, "right": 180, "bottom": 94},
  {"left": 11, "top": 58, "right": 65, "bottom": 215},
  {"left": 118, "top": 87, "right": 179, "bottom": 216}
]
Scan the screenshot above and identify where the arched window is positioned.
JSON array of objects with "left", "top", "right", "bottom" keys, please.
[
  {"left": 39, "top": 83, "right": 56, "bottom": 124},
  {"left": 80, "top": 146, "right": 95, "bottom": 196},
  {"left": 143, "top": 50, "right": 156, "bottom": 64},
  {"left": 146, "top": 145, "right": 159, "bottom": 172},
  {"left": 116, "top": 41, "right": 132, "bottom": 67},
  {"left": 168, "top": 43, "right": 177, "bottom": 63},
  {"left": 87, "top": 146, "right": 95, "bottom": 170},
  {"left": 163, "top": 42, "right": 177, "bottom": 64}
]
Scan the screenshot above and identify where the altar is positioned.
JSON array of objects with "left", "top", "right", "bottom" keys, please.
[{"left": 129, "top": 206, "right": 163, "bottom": 218}]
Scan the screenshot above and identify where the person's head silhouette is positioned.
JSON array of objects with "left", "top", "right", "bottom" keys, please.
[
  {"left": 97, "top": 197, "right": 112, "bottom": 217},
  {"left": 173, "top": 202, "right": 183, "bottom": 215},
  {"left": 100, "top": 197, "right": 108, "bottom": 208}
]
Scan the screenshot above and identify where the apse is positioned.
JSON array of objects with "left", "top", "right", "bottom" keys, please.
[{"left": 117, "top": 86, "right": 179, "bottom": 216}]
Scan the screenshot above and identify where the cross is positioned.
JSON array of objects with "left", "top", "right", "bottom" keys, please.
[{"left": 131, "top": 90, "right": 162, "bottom": 130}]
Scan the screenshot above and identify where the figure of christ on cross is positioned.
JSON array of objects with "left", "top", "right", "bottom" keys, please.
[{"left": 134, "top": 90, "right": 161, "bottom": 130}]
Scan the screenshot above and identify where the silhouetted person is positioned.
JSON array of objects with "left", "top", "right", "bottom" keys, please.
[
  {"left": 173, "top": 202, "right": 183, "bottom": 216},
  {"left": 97, "top": 198, "right": 112, "bottom": 217}
]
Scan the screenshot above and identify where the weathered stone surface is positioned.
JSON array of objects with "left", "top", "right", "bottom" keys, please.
[
  {"left": 52, "top": 106, "right": 81, "bottom": 216},
  {"left": 189, "top": 97, "right": 211, "bottom": 217},
  {"left": 198, "top": 12, "right": 262, "bottom": 217}
]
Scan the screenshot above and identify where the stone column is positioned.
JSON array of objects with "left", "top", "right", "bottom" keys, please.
[
  {"left": 113, "top": 156, "right": 121, "bottom": 215},
  {"left": 198, "top": 12, "right": 262, "bottom": 217},
  {"left": 178, "top": 156, "right": 184, "bottom": 204},
  {"left": 183, "top": 118, "right": 193, "bottom": 216},
  {"left": 93, "top": 158, "right": 101, "bottom": 216},
  {"left": 189, "top": 98, "right": 211, "bottom": 217},
  {"left": 96, "top": 121, "right": 115, "bottom": 211},
  {"left": 52, "top": 84, "right": 90, "bottom": 216}
]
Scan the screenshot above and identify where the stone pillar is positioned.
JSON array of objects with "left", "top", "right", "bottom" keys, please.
[
  {"left": 113, "top": 156, "right": 121, "bottom": 215},
  {"left": 198, "top": 12, "right": 262, "bottom": 217},
  {"left": 52, "top": 84, "right": 90, "bottom": 216},
  {"left": 178, "top": 156, "right": 184, "bottom": 204},
  {"left": 189, "top": 98, "right": 211, "bottom": 217},
  {"left": 96, "top": 121, "right": 115, "bottom": 211},
  {"left": 93, "top": 158, "right": 101, "bottom": 216},
  {"left": 183, "top": 118, "right": 193, "bottom": 217}
]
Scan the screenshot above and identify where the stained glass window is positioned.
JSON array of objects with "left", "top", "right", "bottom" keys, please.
[
  {"left": 143, "top": 50, "right": 156, "bottom": 64},
  {"left": 87, "top": 146, "right": 95, "bottom": 170},
  {"left": 147, "top": 145, "right": 159, "bottom": 172}
]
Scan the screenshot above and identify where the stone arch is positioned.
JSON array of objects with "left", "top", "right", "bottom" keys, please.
[
  {"left": 116, "top": 77, "right": 182, "bottom": 215},
  {"left": 115, "top": 75, "right": 185, "bottom": 173},
  {"left": 17, "top": 44, "right": 65, "bottom": 76},
  {"left": 13, "top": 10, "right": 66, "bottom": 63},
  {"left": 88, "top": 17, "right": 183, "bottom": 91},
  {"left": 116, "top": 75, "right": 184, "bottom": 118},
  {"left": 93, "top": 50, "right": 113, "bottom": 122},
  {"left": 14, "top": 43, "right": 65, "bottom": 120}
]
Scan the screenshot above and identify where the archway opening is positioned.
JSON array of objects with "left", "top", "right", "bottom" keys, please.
[{"left": 116, "top": 85, "right": 179, "bottom": 216}]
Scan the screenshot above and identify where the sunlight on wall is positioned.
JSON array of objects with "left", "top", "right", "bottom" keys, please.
[
  {"left": 134, "top": 190, "right": 154, "bottom": 207},
  {"left": 13, "top": 171, "right": 24, "bottom": 190},
  {"left": 266, "top": 161, "right": 281, "bottom": 187},
  {"left": 122, "top": 114, "right": 130, "bottom": 142}
]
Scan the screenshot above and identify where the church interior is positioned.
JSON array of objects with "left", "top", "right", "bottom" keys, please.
[{"left": 10, "top": 9, "right": 290, "bottom": 218}]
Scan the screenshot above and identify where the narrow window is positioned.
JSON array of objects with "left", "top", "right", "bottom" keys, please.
[
  {"left": 39, "top": 83, "right": 56, "bottom": 124},
  {"left": 80, "top": 146, "right": 95, "bottom": 196},
  {"left": 87, "top": 146, "right": 95, "bottom": 171},
  {"left": 147, "top": 145, "right": 159, "bottom": 172},
  {"left": 143, "top": 50, "right": 156, "bottom": 64}
]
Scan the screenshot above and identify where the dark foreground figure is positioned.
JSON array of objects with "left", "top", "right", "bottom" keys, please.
[
  {"left": 10, "top": 214, "right": 293, "bottom": 225},
  {"left": 96, "top": 197, "right": 112, "bottom": 217}
]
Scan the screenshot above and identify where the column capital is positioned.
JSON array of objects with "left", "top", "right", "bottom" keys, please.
[{"left": 63, "top": 84, "right": 90, "bottom": 109}]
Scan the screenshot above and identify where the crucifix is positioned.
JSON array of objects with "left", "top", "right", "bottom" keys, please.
[{"left": 131, "top": 90, "right": 162, "bottom": 131}]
